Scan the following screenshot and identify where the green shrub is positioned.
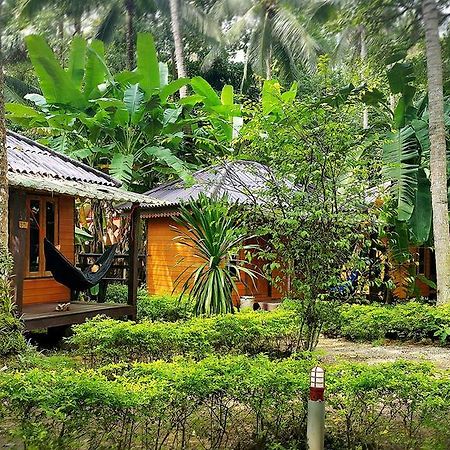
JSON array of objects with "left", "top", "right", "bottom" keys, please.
[
  {"left": 0, "top": 355, "right": 313, "bottom": 449},
  {"left": 1, "top": 357, "right": 450, "bottom": 449},
  {"left": 324, "top": 301, "right": 450, "bottom": 343},
  {"left": 69, "top": 309, "right": 301, "bottom": 366},
  {"left": 104, "top": 284, "right": 193, "bottom": 322},
  {"left": 0, "top": 248, "right": 26, "bottom": 357},
  {"left": 137, "top": 293, "right": 193, "bottom": 322}
]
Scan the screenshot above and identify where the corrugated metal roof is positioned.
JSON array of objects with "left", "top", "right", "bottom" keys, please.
[
  {"left": 139, "top": 160, "right": 276, "bottom": 209},
  {"left": 6, "top": 131, "right": 164, "bottom": 205},
  {"left": 7, "top": 131, "right": 120, "bottom": 187},
  {"left": 8, "top": 173, "right": 166, "bottom": 205}
]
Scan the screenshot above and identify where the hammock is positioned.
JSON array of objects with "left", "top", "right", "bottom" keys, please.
[{"left": 44, "top": 238, "right": 118, "bottom": 291}]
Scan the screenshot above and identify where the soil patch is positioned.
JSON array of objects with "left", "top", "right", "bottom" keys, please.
[{"left": 317, "top": 337, "right": 450, "bottom": 369}]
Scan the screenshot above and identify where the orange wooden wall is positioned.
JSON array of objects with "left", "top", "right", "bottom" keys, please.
[
  {"left": 23, "top": 195, "right": 74, "bottom": 305},
  {"left": 146, "top": 216, "right": 282, "bottom": 302}
]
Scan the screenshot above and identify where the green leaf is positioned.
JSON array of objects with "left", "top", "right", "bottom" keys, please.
[
  {"left": 68, "top": 36, "right": 87, "bottom": 89},
  {"left": 383, "top": 127, "right": 419, "bottom": 222},
  {"left": 25, "top": 35, "right": 84, "bottom": 108},
  {"left": 110, "top": 153, "right": 134, "bottom": 185},
  {"left": 160, "top": 78, "right": 190, "bottom": 104},
  {"left": 162, "top": 107, "right": 182, "bottom": 126},
  {"left": 123, "top": 84, "right": 144, "bottom": 123},
  {"left": 137, "top": 33, "right": 160, "bottom": 97},
  {"left": 411, "top": 119, "right": 430, "bottom": 157},
  {"left": 385, "top": 51, "right": 407, "bottom": 65},
  {"left": 190, "top": 76, "right": 221, "bottom": 106},
  {"left": 179, "top": 94, "right": 204, "bottom": 106},
  {"left": 409, "top": 168, "right": 432, "bottom": 244},
  {"left": 387, "top": 62, "right": 415, "bottom": 95},
  {"left": 361, "top": 88, "right": 385, "bottom": 106},
  {"left": 6, "top": 102, "right": 44, "bottom": 118},
  {"left": 262, "top": 80, "right": 282, "bottom": 115},
  {"left": 221, "top": 85, "right": 234, "bottom": 106},
  {"left": 143, "top": 146, "right": 192, "bottom": 183},
  {"left": 84, "top": 40, "right": 107, "bottom": 100}
]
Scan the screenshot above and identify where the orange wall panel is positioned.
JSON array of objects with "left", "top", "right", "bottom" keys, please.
[
  {"left": 146, "top": 217, "right": 279, "bottom": 302},
  {"left": 23, "top": 195, "right": 74, "bottom": 305}
]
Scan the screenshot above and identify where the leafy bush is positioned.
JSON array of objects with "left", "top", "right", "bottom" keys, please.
[
  {"left": 2, "top": 357, "right": 450, "bottom": 449},
  {"left": 0, "top": 355, "right": 313, "bottom": 449},
  {"left": 324, "top": 301, "right": 450, "bottom": 342},
  {"left": 105, "top": 285, "right": 193, "bottom": 322},
  {"left": 0, "top": 248, "right": 26, "bottom": 357},
  {"left": 69, "top": 309, "right": 301, "bottom": 366},
  {"left": 137, "top": 293, "right": 194, "bottom": 322}
]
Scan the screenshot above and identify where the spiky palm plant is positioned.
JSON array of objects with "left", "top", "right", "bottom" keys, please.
[{"left": 174, "top": 194, "right": 258, "bottom": 316}]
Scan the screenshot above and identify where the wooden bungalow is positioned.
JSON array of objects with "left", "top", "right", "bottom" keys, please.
[
  {"left": 133, "top": 160, "right": 284, "bottom": 307},
  {"left": 6, "top": 131, "right": 162, "bottom": 330}
]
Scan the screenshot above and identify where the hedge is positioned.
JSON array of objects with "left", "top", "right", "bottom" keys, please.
[
  {"left": 69, "top": 309, "right": 300, "bottom": 366},
  {"left": 1, "top": 356, "right": 450, "bottom": 449},
  {"left": 105, "top": 284, "right": 194, "bottom": 322},
  {"left": 324, "top": 301, "right": 450, "bottom": 343}
]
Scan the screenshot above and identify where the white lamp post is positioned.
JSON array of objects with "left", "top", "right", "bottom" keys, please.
[{"left": 307, "top": 366, "right": 325, "bottom": 450}]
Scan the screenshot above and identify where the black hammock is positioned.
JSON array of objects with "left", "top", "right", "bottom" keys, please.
[{"left": 44, "top": 238, "right": 118, "bottom": 291}]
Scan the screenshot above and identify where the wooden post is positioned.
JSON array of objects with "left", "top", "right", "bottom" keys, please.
[
  {"left": 8, "top": 189, "right": 26, "bottom": 315},
  {"left": 127, "top": 203, "right": 140, "bottom": 320}
]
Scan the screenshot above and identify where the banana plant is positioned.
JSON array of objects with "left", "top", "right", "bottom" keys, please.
[
  {"left": 6, "top": 32, "right": 240, "bottom": 189},
  {"left": 382, "top": 58, "right": 436, "bottom": 246}
]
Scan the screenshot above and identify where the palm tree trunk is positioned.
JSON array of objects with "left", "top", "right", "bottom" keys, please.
[
  {"left": 74, "top": 15, "right": 82, "bottom": 35},
  {"left": 360, "top": 24, "right": 369, "bottom": 129},
  {"left": 423, "top": 0, "right": 450, "bottom": 304},
  {"left": 169, "top": 0, "right": 187, "bottom": 97},
  {"left": 57, "top": 20, "right": 64, "bottom": 59},
  {"left": 0, "top": 0, "right": 9, "bottom": 248},
  {"left": 124, "top": 0, "right": 135, "bottom": 69}
]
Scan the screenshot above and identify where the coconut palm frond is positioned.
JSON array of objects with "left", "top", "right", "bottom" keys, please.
[
  {"left": 272, "top": 5, "right": 321, "bottom": 71},
  {"left": 181, "top": 1, "right": 223, "bottom": 44},
  {"left": 4, "top": 75, "right": 40, "bottom": 104},
  {"left": 95, "top": 2, "right": 123, "bottom": 43},
  {"left": 208, "top": 0, "right": 252, "bottom": 20}
]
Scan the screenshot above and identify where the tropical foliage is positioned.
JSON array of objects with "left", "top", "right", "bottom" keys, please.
[{"left": 6, "top": 33, "right": 241, "bottom": 190}]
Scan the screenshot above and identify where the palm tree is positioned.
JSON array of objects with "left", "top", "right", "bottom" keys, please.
[
  {"left": 96, "top": 0, "right": 223, "bottom": 80},
  {"left": 205, "top": 0, "right": 324, "bottom": 87},
  {"left": 422, "top": 0, "right": 450, "bottom": 304},
  {"left": 169, "top": 0, "right": 188, "bottom": 97},
  {"left": 0, "top": 0, "right": 8, "bottom": 247}
]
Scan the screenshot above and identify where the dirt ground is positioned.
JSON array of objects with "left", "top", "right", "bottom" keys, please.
[{"left": 317, "top": 337, "right": 450, "bottom": 369}]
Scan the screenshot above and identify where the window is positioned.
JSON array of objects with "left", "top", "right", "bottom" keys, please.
[{"left": 26, "top": 196, "right": 59, "bottom": 277}]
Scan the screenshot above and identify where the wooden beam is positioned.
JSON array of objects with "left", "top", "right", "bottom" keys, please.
[
  {"left": 8, "top": 189, "right": 27, "bottom": 315},
  {"left": 127, "top": 203, "right": 140, "bottom": 320}
]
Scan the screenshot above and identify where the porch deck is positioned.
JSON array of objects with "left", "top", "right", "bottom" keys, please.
[{"left": 22, "top": 301, "right": 135, "bottom": 331}]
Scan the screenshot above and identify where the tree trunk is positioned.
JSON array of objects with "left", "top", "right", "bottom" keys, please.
[
  {"left": 74, "top": 15, "right": 82, "bottom": 35},
  {"left": 169, "top": 0, "right": 187, "bottom": 97},
  {"left": 422, "top": 0, "right": 450, "bottom": 304},
  {"left": 360, "top": 25, "right": 369, "bottom": 130},
  {"left": 124, "top": 0, "right": 135, "bottom": 69},
  {"left": 57, "top": 20, "right": 64, "bottom": 59},
  {"left": 0, "top": 0, "right": 9, "bottom": 249}
]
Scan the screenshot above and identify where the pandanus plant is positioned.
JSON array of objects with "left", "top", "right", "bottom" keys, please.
[{"left": 174, "top": 193, "right": 258, "bottom": 316}]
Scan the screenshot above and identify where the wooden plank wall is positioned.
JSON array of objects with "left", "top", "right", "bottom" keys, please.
[
  {"left": 22, "top": 195, "right": 74, "bottom": 305},
  {"left": 146, "top": 217, "right": 282, "bottom": 302}
]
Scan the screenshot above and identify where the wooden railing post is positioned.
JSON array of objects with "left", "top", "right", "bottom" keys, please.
[
  {"left": 8, "top": 189, "right": 26, "bottom": 316},
  {"left": 127, "top": 203, "right": 140, "bottom": 320}
]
